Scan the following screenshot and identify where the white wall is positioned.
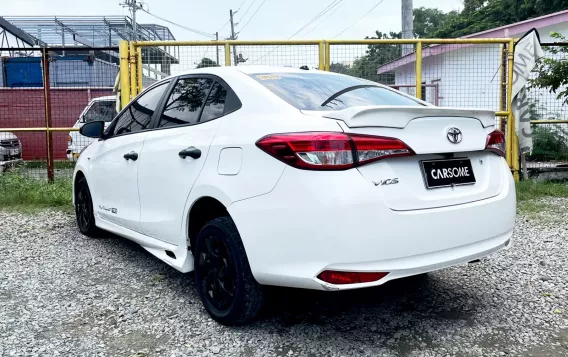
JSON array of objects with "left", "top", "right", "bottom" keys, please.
[
  {"left": 392, "top": 21, "right": 568, "bottom": 116},
  {"left": 393, "top": 45, "right": 501, "bottom": 110}
]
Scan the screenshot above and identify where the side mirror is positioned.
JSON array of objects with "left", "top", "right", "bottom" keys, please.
[{"left": 79, "top": 120, "right": 105, "bottom": 138}]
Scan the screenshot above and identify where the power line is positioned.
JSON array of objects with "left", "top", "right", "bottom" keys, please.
[
  {"left": 237, "top": 0, "right": 257, "bottom": 23},
  {"left": 251, "top": 0, "right": 342, "bottom": 64},
  {"left": 140, "top": 8, "right": 216, "bottom": 38},
  {"left": 236, "top": 0, "right": 247, "bottom": 12},
  {"left": 217, "top": 19, "right": 231, "bottom": 33},
  {"left": 300, "top": 0, "right": 347, "bottom": 39},
  {"left": 332, "top": 0, "right": 385, "bottom": 38},
  {"left": 289, "top": 0, "right": 342, "bottom": 39},
  {"left": 239, "top": 0, "right": 268, "bottom": 32}
]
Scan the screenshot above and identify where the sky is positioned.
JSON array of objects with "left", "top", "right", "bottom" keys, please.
[
  {"left": 2, "top": 0, "right": 464, "bottom": 41},
  {"left": 1, "top": 0, "right": 464, "bottom": 72}
]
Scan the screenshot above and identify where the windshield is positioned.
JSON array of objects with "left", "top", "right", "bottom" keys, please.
[
  {"left": 84, "top": 100, "right": 117, "bottom": 123},
  {"left": 250, "top": 72, "right": 422, "bottom": 111}
]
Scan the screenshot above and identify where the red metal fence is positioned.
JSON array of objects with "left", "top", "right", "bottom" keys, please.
[{"left": 0, "top": 46, "right": 118, "bottom": 180}]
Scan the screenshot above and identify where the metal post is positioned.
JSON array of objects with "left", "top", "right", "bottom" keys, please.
[
  {"left": 319, "top": 41, "right": 325, "bottom": 70},
  {"left": 230, "top": 9, "right": 238, "bottom": 66},
  {"left": 132, "top": 0, "right": 137, "bottom": 41},
  {"left": 41, "top": 48, "right": 54, "bottom": 183},
  {"left": 119, "top": 40, "right": 130, "bottom": 108},
  {"left": 506, "top": 39, "right": 519, "bottom": 181},
  {"left": 224, "top": 43, "right": 231, "bottom": 66},
  {"left": 129, "top": 42, "right": 137, "bottom": 99},
  {"left": 325, "top": 41, "right": 330, "bottom": 71},
  {"left": 401, "top": 0, "right": 414, "bottom": 56},
  {"left": 136, "top": 45, "right": 142, "bottom": 94},
  {"left": 415, "top": 41, "right": 422, "bottom": 100},
  {"left": 498, "top": 44, "right": 505, "bottom": 131},
  {"left": 216, "top": 32, "right": 220, "bottom": 65}
]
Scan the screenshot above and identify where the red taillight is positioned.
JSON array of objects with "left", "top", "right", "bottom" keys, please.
[
  {"left": 485, "top": 129, "right": 506, "bottom": 157},
  {"left": 255, "top": 132, "right": 414, "bottom": 170},
  {"left": 317, "top": 270, "right": 389, "bottom": 285}
]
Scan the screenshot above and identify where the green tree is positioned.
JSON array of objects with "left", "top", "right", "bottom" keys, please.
[
  {"left": 523, "top": 98, "right": 568, "bottom": 162},
  {"left": 329, "top": 62, "right": 351, "bottom": 74},
  {"left": 196, "top": 58, "right": 219, "bottom": 69},
  {"left": 430, "top": 0, "right": 568, "bottom": 38},
  {"left": 413, "top": 7, "right": 458, "bottom": 38},
  {"left": 530, "top": 32, "right": 568, "bottom": 105},
  {"left": 348, "top": 31, "right": 402, "bottom": 84}
]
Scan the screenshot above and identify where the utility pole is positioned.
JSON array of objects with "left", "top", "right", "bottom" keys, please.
[
  {"left": 120, "top": 0, "right": 143, "bottom": 40},
  {"left": 216, "top": 32, "right": 220, "bottom": 65},
  {"left": 229, "top": 9, "right": 238, "bottom": 66},
  {"left": 401, "top": 0, "right": 414, "bottom": 56}
]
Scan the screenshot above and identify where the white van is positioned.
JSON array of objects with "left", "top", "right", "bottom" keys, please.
[{"left": 67, "top": 96, "right": 117, "bottom": 161}]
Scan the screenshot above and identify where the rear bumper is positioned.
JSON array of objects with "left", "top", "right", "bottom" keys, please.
[{"left": 228, "top": 159, "right": 516, "bottom": 291}]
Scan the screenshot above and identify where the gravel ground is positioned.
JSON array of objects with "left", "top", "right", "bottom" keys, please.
[{"left": 1, "top": 201, "right": 568, "bottom": 357}]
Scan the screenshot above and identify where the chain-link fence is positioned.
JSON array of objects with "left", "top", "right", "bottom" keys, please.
[
  {"left": 0, "top": 46, "right": 118, "bottom": 180},
  {"left": 3, "top": 39, "right": 536, "bottom": 183},
  {"left": 525, "top": 43, "right": 568, "bottom": 171}
]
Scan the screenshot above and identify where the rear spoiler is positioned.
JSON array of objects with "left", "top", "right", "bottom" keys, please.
[{"left": 318, "top": 106, "right": 497, "bottom": 129}]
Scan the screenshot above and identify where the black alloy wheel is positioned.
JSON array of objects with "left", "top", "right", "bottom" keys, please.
[{"left": 194, "top": 217, "right": 265, "bottom": 325}]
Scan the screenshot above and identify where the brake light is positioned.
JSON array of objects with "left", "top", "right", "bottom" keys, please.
[
  {"left": 317, "top": 270, "right": 389, "bottom": 285},
  {"left": 485, "top": 129, "right": 505, "bottom": 157},
  {"left": 255, "top": 132, "right": 414, "bottom": 170},
  {"left": 68, "top": 135, "right": 72, "bottom": 145}
]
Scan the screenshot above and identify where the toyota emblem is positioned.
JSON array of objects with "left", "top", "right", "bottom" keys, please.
[{"left": 446, "top": 127, "right": 462, "bottom": 144}]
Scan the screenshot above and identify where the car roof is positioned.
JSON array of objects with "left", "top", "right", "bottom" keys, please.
[
  {"left": 172, "top": 65, "right": 338, "bottom": 77},
  {"left": 92, "top": 95, "right": 116, "bottom": 101}
]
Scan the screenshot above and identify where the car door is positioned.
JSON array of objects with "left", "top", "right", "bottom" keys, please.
[
  {"left": 89, "top": 81, "right": 170, "bottom": 233},
  {"left": 137, "top": 75, "right": 240, "bottom": 244}
]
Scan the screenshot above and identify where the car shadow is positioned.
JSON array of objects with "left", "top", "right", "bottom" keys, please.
[{"left": 91, "top": 229, "right": 488, "bottom": 350}]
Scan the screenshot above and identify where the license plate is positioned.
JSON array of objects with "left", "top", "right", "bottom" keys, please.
[
  {"left": 9, "top": 149, "right": 19, "bottom": 156},
  {"left": 420, "top": 158, "right": 476, "bottom": 189}
]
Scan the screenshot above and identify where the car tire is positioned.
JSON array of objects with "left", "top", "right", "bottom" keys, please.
[
  {"left": 75, "top": 177, "right": 100, "bottom": 237},
  {"left": 194, "top": 216, "right": 265, "bottom": 325}
]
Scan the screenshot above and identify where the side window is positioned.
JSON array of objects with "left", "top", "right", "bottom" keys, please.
[
  {"left": 158, "top": 78, "right": 213, "bottom": 128},
  {"left": 84, "top": 100, "right": 118, "bottom": 123},
  {"left": 112, "top": 82, "right": 168, "bottom": 136},
  {"left": 200, "top": 82, "right": 228, "bottom": 122}
]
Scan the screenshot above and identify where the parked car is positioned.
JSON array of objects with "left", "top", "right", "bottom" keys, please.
[
  {"left": 73, "top": 66, "right": 516, "bottom": 325},
  {"left": 0, "top": 132, "right": 23, "bottom": 172},
  {"left": 67, "top": 96, "right": 117, "bottom": 160}
]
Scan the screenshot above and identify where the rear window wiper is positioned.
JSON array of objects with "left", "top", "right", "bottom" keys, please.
[{"left": 320, "top": 84, "right": 379, "bottom": 107}]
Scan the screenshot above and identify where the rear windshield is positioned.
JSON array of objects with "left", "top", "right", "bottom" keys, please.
[{"left": 250, "top": 72, "right": 422, "bottom": 111}]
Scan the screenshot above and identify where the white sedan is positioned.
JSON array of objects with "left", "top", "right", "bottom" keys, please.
[{"left": 73, "top": 66, "right": 516, "bottom": 325}]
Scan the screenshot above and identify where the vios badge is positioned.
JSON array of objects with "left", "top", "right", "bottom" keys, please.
[{"left": 373, "top": 178, "right": 399, "bottom": 186}]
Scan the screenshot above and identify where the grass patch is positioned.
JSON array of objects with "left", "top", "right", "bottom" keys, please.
[
  {"left": 516, "top": 180, "right": 568, "bottom": 221},
  {"left": 516, "top": 180, "right": 568, "bottom": 201},
  {"left": 0, "top": 172, "right": 73, "bottom": 212},
  {"left": 23, "top": 161, "right": 76, "bottom": 170}
]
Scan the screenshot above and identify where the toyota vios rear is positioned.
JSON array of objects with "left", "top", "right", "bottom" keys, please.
[
  {"left": 228, "top": 71, "right": 516, "bottom": 294},
  {"left": 73, "top": 66, "right": 515, "bottom": 326}
]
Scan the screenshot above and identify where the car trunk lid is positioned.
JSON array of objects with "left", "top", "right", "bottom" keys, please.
[{"left": 302, "top": 106, "right": 504, "bottom": 211}]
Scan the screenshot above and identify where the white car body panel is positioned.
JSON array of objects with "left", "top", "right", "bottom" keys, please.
[
  {"left": 85, "top": 132, "right": 146, "bottom": 232},
  {"left": 73, "top": 66, "right": 516, "bottom": 292},
  {"left": 316, "top": 105, "right": 496, "bottom": 128},
  {"left": 138, "top": 119, "right": 222, "bottom": 244}
]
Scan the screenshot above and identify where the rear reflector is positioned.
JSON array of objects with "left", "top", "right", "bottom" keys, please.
[
  {"left": 485, "top": 129, "right": 506, "bottom": 157},
  {"left": 317, "top": 270, "right": 389, "bottom": 285},
  {"left": 256, "top": 132, "right": 414, "bottom": 170}
]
